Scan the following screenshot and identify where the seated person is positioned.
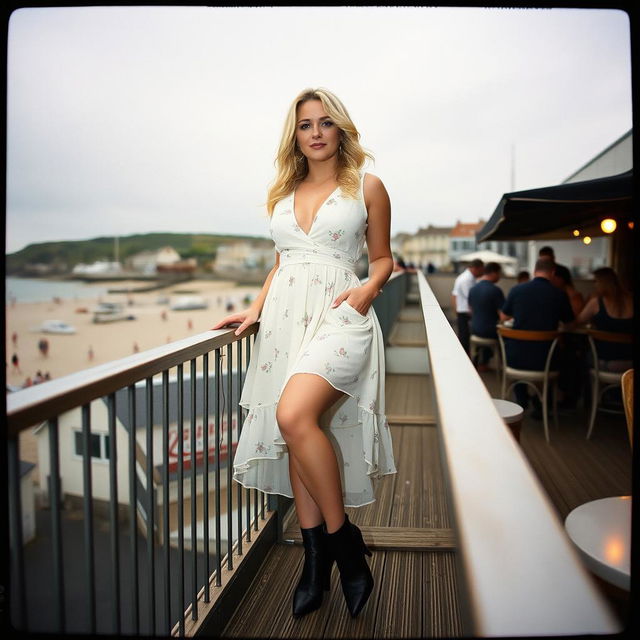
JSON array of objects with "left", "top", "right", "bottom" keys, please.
[
  {"left": 551, "top": 264, "right": 585, "bottom": 317},
  {"left": 550, "top": 264, "right": 587, "bottom": 409},
  {"left": 468, "top": 262, "right": 504, "bottom": 371},
  {"left": 500, "top": 258, "right": 575, "bottom": 417},
  {"left": 577, "top": 266, "right": 633, "bottom": 372}
]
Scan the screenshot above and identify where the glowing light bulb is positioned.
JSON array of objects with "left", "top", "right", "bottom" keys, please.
[
  {"left": 583, "top": 236, "right": 592, "bottom": 245},
  {"left": 629, "top": 221, "right": 634, "bottom": 230},
  {"left": 600, "top": 218, "right": 617, "bottom": 234},
  {"left": 572, "top": 229, "right": 580, "bottom": 237}
]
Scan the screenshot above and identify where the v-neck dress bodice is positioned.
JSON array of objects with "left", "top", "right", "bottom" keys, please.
[{"left": 233, "top": 171, "right": 397, "bottom": 507}]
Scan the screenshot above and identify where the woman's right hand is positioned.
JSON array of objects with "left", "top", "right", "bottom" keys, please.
[{"left": 211, "top": 308, "right": 261, "bottom": 336}]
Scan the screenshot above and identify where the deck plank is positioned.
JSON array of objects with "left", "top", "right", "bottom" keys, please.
[
  {"left": 422, "top": 427, "right": 452, "bottom": 529},
  {"left": 385, "top": 374, "right": 434, "bottom": 422},
  {"left": 374, "top": 552, "right": 422, "bottom": 638},
  {"left": 222, "top": 543, "right": 303, "bottom": 638},
  {"left": 389, "top": 321, "right": 427, "bottom": 347},
  {"left": 423, "top": 552, "right": 464, "bottom": 638},
  {"left": 390, "top": 425, "right": 423, "bottom": 528}
]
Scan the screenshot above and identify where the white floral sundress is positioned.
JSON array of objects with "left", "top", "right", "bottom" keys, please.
[{"left": 233, "top": 172, "right": 397, "bottom": 507}]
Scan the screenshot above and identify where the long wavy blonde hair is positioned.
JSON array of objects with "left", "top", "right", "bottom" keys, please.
[{"left": 266, "top": 88, "right": 374, "bottom": 216}]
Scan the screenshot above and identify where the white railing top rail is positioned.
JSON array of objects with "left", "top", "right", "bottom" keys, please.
[
  {"left": 417, "top": 270, "right": 621, "bottom": 636},
  {"left": 6, "top": 325, "right": 257, "bottom": 436}
]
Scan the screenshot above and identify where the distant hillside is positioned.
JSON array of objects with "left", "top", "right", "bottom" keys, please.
[{"left": 5, "top": 232, "right": 271, "bottom": 275}]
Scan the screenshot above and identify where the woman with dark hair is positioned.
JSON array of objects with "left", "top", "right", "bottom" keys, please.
[
  {"left": 551, "top": 263, "right": 584, "bottom": 317},
  {"left": 578, "top": 267, "right": 633, "bottom": 372}
]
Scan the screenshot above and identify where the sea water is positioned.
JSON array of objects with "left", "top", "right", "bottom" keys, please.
[{"left": 5, "top": 277, "right": 110, "bottom": 304}]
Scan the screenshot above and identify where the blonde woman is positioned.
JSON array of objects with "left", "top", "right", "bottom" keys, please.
[{"left": 212, "top": 88, "right": 396, "bottom": 618}]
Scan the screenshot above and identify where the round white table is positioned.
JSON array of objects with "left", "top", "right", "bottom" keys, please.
[
  {"left": 492, "top": 398, "right": 524, "bottom": 441},
  {"left": 564, "top": 495, "right": 631, "bottom": 591}
]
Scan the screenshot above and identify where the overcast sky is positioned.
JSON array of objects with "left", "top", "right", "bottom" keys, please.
[{"left": 5, "top": 5, "right": 632, "bottom": 254}]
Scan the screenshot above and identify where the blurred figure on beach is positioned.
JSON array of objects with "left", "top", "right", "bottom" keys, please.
[
  {"left": 38, "top": 338, "right": 50, "bottom": 358},
  {"left": 88, "top": 345, "right": 95, "bottom": 362},
  {"left": 12, "top": 331, "right": 18, "bottom": 348},
  {"left": 12, "top": 353, "right": 21, "bottom": 374}
]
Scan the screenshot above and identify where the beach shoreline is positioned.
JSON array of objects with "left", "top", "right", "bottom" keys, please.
[{"left": 6, "top": 278, "right": 262, "bottom": 389}]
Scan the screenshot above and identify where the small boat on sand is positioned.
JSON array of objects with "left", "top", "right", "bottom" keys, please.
[
  {"left": 170, "top": 296, "right": 209, "bottom": 311},
  {"left": 33, "top": 320, "right": 77, "bottom": 335},
  {"left": 92, "top": 302, "right": 135, "bottom": 323}
]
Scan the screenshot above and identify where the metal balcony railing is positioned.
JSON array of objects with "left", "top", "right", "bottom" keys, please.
[{"left": 6, "top": 269, "right": 409, "bottom": 636}]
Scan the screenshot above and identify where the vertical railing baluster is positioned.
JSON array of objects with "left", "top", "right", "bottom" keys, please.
[
  {"left": 128, "top": 385, "right": 139, "bottom": 634},
  {"left": 82, "top": 404, "right": 96, "bottom": 633},
  {"left": 226, "top": 342, "right": 233, "bottom": 569},
  {"left": 146, "top": 378, "right": 156, "bottom": 635},
  {"left": 245, "top": 336, "right": 252, "bottom": 542},
  {"left": 236, "top": 338, "right": 243, "bottom": 556},
  {"left": 190, "top": 359, "right": 198, "bottom": 621},
  {"left": 162, "top": 370, "right": 171, "bottom": 634},
  {"left": 8, "top": 435, "right": 27, "bottom": 631},
  {"left": 47, "top": 417, "right": 66, "bottom": 632},
  {"left": 107, "top": 393, "right": 121, "bottom": 634},
  {"left": 203, "top": 353, "right": 211, "bottom": 602},
  {"left": 214, "top": 348, "right": 222, "bottom": 586},
  {"left": 177, "top": 365, "right": 185, "bottom": 637},
  {"left": 253, "top": 488, "right": 259, "bottom": 531}
]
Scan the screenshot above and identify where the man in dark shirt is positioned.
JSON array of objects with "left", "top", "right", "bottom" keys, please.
[
  {"left": 500, "top": 258, "right": 575, "bottom": 416},
  {"left": 468, "top": 262, "right": 504, "bottom": 371}
]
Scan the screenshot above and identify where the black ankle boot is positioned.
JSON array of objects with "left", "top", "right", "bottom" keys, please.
[
  {"left": 292, "top": 522, "right": 334, "bottom": 618},
  {"left": 326, "top": 513, "right": 373, "bottom": 618}
]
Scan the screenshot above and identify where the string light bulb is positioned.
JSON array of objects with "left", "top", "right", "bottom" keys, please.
[
  {"left": 583, "top": 236, "right": 592, "bottom": 245},
  {"left": 629, "top": 221, "right": 634, "bottom": 230},
  {"left": 572, "top": 229, "right": 580, "bottom": 237},
  {"left": 600, "top": 218, "right": 617, "bottom": 234}
]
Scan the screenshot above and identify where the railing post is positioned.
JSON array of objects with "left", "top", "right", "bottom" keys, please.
[
  {"left": 107, "top": 392, "right": 121, "bottom": 634},
  {"left": 7, "top": 435, "right": 27, "bottom": 631}
]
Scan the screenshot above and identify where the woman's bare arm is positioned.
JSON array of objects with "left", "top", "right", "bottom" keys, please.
[
  {"left": 362, "top": 174, "right": 394, "bottom": 295},
  {"left": 331, "top": 173, "right": 393, "bottom": 314}
]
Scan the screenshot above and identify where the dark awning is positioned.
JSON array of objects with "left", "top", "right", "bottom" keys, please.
[{"left": 476, "top": 170, "right": 633, "bottom": 242}]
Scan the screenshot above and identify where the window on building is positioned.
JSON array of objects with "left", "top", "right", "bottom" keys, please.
[{"left": 74, "top": 430, "right": 110, "bottom": 461}]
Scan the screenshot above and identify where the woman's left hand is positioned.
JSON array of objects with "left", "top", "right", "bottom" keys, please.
[{"left": 331, "top": 285, "right": 381, "bottom": 316}]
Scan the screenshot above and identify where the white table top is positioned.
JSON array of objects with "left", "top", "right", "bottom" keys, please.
[
  {"left": 564, "top": 496, "right": 631, "bottom": 591},
  {"left": 492, "top": 398, "right": 524, "bottom": 424}
]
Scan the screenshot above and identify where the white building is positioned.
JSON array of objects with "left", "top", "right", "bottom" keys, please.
[
  {"left": 214, "top": 240, "right": 275, "bottom": 272},
  {"left": 128, "top": 246, "right": 182, "bottom": 275},
  {"left": 34, "top": 374, "right": 240, "bottom": 549},
  {"left": 401, "top": 225, "right": 453, "bottom": 269}
]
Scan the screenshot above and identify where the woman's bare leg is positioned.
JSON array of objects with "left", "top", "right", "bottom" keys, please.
[
  {"left": 289, "top": 454, "right": 323, "bottom": 528},
  {"left": 277, "top": 373, "right": 346, "bottom": 534}
]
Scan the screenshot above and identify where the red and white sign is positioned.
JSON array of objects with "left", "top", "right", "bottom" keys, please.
[{"left": 167, "top": 416, "right": 239, "bottom": 472}]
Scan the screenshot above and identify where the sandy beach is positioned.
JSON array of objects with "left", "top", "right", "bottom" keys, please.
[{"left": 6, "top": 278, "right": 262, "bottom": 389}]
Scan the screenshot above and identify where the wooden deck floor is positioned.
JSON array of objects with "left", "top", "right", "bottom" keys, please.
[
  {"left": 223, "top": 301, "right": 463, "bottom": 638},
  {"left": 221, "top": 299, "right": 633, "bottom": 636}
]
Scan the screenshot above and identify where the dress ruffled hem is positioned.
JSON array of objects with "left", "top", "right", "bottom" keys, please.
[{"left": 233, "top": 382, "right": 397, "bottom": 508}]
